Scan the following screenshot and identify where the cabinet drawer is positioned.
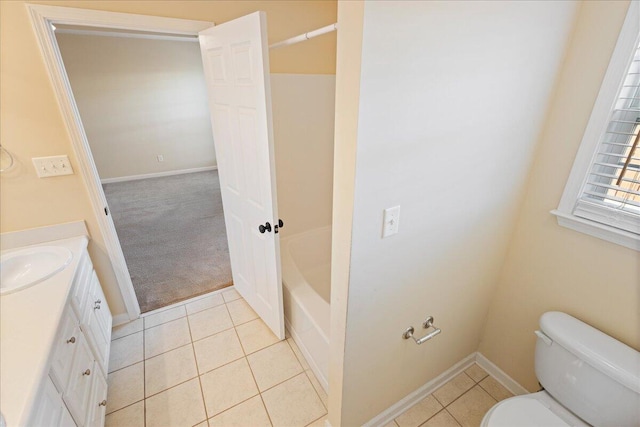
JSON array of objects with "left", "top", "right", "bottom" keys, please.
[
  {"left": 50, "top": 307, "right": 81, "bottom": 392},
  {"left": 85, "top": 369, "right": 108, "bottom": 427},
  {"left": 63, "top": 337, "right": 95, "bottom": 426}
]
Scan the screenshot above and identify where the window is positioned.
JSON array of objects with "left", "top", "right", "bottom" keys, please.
[{"left": 553, "top": 2, "right": 640, "bottom": 251}]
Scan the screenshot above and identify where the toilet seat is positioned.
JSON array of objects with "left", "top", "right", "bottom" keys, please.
[{"left": 481, "top": 392, "right": 589, "bottom": 427}]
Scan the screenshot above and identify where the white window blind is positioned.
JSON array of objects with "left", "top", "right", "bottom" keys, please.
[{"left": 574, "top": 41, "right": 640, "bottom": 235}]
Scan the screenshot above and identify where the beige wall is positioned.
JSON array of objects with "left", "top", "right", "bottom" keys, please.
[
  {"left": 479, "top": 0, "right": 640, "bottom": 392},
  {"left": 57, "top": 33, "right": 216, "bottom": 180},
  {"left": 0, "top": 0, "right": 336, "bottom": 319},
  {"left": 271, "top": 74, "right": 335, "bottom": 237},
  {"left": 331, "top": 1, "right": 577, "bottom": 425}
]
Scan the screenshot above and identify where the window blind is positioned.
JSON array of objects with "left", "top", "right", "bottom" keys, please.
[{"left": 575, "top": 42, "right": 640, "bottom": 234}]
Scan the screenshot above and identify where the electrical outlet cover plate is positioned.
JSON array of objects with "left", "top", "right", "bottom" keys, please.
[{"left": 32, "top": 155, "right": 74, "bottom": 178}]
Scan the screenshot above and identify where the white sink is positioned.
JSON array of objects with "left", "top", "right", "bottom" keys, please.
[{"left": 0, "top": 246, "right": 73, "bottom": 295}]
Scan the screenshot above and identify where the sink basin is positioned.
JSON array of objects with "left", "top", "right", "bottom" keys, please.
[{"left": 0, "top": 246, "right": 73, "bottom": 295}]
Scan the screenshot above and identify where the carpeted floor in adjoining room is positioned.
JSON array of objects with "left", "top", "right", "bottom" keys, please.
[{"left": 103, "top": 170, "right": 232, "bottom": 313}]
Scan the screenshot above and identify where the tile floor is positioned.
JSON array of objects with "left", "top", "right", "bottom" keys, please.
[
  {"left": 106, "top": 288, "right": 327, "bottom": 427},
  {"left": 106, "top": 287, "right": 512, "bottom": 427},
  {"left": 387, "top": 364, "right": 513, "bottom": 427}
]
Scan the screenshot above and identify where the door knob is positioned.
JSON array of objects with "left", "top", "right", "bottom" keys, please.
[
  {"left": 275, "top": 219, "right": 285, "bottom": 234},
  {"left": 258, "top": 222, "right": 272, "bottom": 233}
]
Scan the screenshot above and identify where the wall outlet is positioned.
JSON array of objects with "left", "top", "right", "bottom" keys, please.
[
  {"left": 157, "top": 154, "right": 164, "bottom": 162},
  {"left": 382, "top": 206, "right": 401, "bottom": 238},
  {"left": 32, "top": 155, "right": 74, "bottom": 178}
]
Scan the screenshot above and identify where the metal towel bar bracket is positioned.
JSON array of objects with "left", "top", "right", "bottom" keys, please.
[{"left": 403, "top": 316, "right": 441, "bottom": 345}]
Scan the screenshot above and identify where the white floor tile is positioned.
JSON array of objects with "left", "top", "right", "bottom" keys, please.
[
  {"left": 261, "top": 373, "right": 326, "bottom": 427},
  {"left": 227, "top": 298, "right": 258, "bottom": 325},
  {"left": 109, "top": 331, "right": 143, "bottom": 373},
  {"left": 145, "top": 378, "right": 207, "bottom": 427},
  {"left": 306, "top": 370, "right": 328, "bottom": 410},
  {"left": 200, "top": 358, "right": 259, "bottom": 417},
  {"left": 193, "top": 329, "right": 244, "bottom": 374},
  {"left": 144, "top": 305, "right": 186, "bottom": 329},
  {"left": 235, "top": 318, "right": 280, "bottom": 355},
  {"left": 188, "top": 305, "right": 234, "bottom": 341},
  {"left": 222, "top": 288, "right": 241, "bottom": 302},
  {"left": 247, "top": 341, "right": 303, "bottom": 392},
  {"left": 287, "top": 338, "right": 310, "bottom": 370},
  {"left": 208, "top": 395, "right": 272, "bottom": 427},
  {"left": 111, "top": 318, "right": 143, "bottom": 341},
  {"left": 186, "top": 293, "right": 225, "bottom": 315},
  {"left": 145, "top": 344, "right": 198, "bottom": 397},
  {"left": 144, "top": 317, "right": 192, "bottom": 359},
  {"left": 105, "top": 401, "right": 144, "bottom": 427},
  {"left": 106, "top": 362, "right": 144, "bottom": 414}
]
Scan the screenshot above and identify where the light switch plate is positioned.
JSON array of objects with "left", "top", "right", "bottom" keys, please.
[
  {"left": 382, "top": 206, "right": 401, "bottom": 238},
  {"left": 32, "top": 155, "right": 74, "bottom": 178}
]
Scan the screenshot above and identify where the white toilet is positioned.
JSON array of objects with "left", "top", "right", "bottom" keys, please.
[{"left": 481, "top": 311, "right": 640, "bottom": 427}]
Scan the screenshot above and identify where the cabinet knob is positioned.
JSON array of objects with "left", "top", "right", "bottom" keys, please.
[
  {"left": 83, "top": 369, "right": 91, "bottom": 376},
  {"left": 95, "top": 299, "right": 102, "bottom": 304},
  {"left": 94, "top": 303, "right": 101, "bottom": 310},
  {"left": 99, "top": 400, "right": 107, "bottom": 407},
  {"left": 66, "top": 336, "right": 76, "bottom": 344}
]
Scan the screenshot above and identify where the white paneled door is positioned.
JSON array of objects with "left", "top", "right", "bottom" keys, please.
[{"left": 198, "top": 12, "right": 284, "bottom": 339}]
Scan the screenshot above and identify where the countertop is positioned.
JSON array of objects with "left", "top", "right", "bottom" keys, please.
[{"left": 0, "top": 236, "right": 88, "bottom": 427}]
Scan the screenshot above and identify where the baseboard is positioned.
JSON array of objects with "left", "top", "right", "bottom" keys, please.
[
  {"left": 475, "top": 352, "right": 529, "bottom": 396},
  {"left": 112, "top": 313, "right": 132, "bottom": 327},
  {"left": 284, "top": 318, "right": 329, "bottom": 393},
  {"left": 101, "top": 166, "right": 217, "bottom": 184},
  {"left": 363, "top": 352, "right": 477, "bottom": 427}
]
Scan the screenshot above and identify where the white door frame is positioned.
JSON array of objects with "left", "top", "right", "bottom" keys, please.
[{"left": 27, "top": 4, "right": 216, "bottom": 321}]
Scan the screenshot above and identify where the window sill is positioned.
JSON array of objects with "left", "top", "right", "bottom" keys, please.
[{"left": 551, "top": 209, "right": 639, "bottom": 251}]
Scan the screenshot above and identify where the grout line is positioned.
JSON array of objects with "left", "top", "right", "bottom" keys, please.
[
  {"left": 304, "top": 369, "right": 328, "bottom": 412},
  {"left": 104, "top": 399, "right": 144, "bottom": 418},
  {"left": 305, "top": 414, "right": 327, "bottom": 427},
  {"left": 444, "top": 408, "right": 463, "bottom": 427},
  {"left": 185, "top": 309, "right": 210, "bottom": 424}
]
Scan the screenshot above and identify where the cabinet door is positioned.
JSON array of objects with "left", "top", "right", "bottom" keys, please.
[
  {"left": 31, "top": 376, "right": 64, "bottom": 427},
  {"left": 59, "top": 404, "right": 77, "bottom": 427},
  {"left": 63, "top": 336, "right": 95, "bottom": 426},
  {"left": 70, "top": 252, "right": 92, "bottom": 319},
  {"left": 85, "top": 370, "right": 108, "bottom": 427},
  {"left": 50, "top": 307, "right": 81, "bottom": 392},
  {"left": 82, "top": 272, "right": 112, "bottom": 371}
]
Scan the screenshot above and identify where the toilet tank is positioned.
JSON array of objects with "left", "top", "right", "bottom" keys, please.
[{"left": 534, "top": 312, "right": 640, "bottom": 427}]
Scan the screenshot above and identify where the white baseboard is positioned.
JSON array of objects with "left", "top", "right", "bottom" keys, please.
[
  {"left": 111, "top": 313, "right": 132, "bottom": 327},
  {"left": 475, "top": 352, "right": 529, "bottom": 396},
  {"left": 363, "top": 353, "right": 477, "bottom": 427},
  {"left": 101, "top": 166, "right": 217, "bottom": 184},
  {"left": 284, "top": 318, "right": 329, "bottom": 393}
]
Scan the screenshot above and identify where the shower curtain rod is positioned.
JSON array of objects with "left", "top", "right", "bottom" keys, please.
[{"left": 269, "top": 23, "right": 338, "bottom": 50}]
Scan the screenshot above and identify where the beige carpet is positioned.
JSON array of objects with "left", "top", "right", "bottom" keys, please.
[{"left": 103, "top": 170, "right": 232, "bottom": 313}]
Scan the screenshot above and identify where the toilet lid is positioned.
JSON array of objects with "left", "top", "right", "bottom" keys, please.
[{"left": 487, "top": 398, "right": 571, "bottom": 427}]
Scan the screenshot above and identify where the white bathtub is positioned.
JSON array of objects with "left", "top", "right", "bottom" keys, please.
[{"left": 281, "top": 226, "right": 331, "bottom": 391}]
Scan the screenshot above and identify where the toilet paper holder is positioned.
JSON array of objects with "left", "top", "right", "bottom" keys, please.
[{"left": 403, "top": 316, "right": 441, "bottom": 345}]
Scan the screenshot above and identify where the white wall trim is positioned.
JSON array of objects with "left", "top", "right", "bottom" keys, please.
[
  {"left": 111, "top": 313, "right": 132, "bottom": 327},
  {"left": 475, "top": 352, "right": 530, "bottom": 396},
  {"left": 551, "top": 209, "right": 640, "bottom": 251},
  {"left": 26, "top": 3, "right": 215, "bottom": 321},
  {"left": 101, "top": 166, "right": 218, "bottom": 184},
  {"left": 55, "top": 27, "right": 199, "bottom": 43},
  {"left": 362, "top": 353, "right": 477, "bottom": 427}
]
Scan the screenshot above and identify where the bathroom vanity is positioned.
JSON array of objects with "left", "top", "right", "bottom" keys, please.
[{"left": 0, "top": 235, "right": 112, "bottom": 427}]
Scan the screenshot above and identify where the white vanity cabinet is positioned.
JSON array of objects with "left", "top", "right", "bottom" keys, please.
[{"left": 30, "top": 247, "right": 112, "bottom": 427}]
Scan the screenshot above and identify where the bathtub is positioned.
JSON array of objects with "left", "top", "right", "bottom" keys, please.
[{"left": 281, "top": 226, "right": 331, "bottom": 391}]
